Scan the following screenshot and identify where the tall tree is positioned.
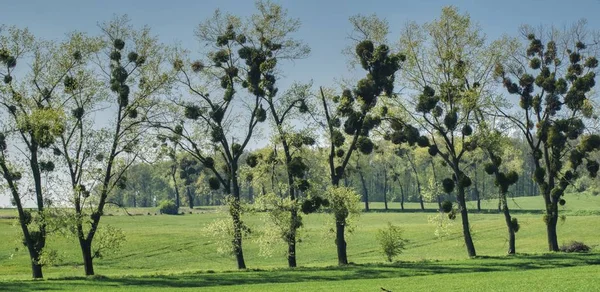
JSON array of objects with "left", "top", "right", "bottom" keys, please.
[
  {"left": 166, "top": 1, "right": 306, "bottom": 269},
  {"left": 315, "top": 38, "right": 403, "bottom": 265},
  {"left": 245, "top": 3, "right": 311, "bottom": 268},
  {"left": 395, "top": 6, "right": 506, "bottom": 257},
  {"left": 495, "top": 21, "right": 600, "bottom": 251},
  {"left": 55, "top": 16, "right": 173, "bottom": 276},
  {"left": 0, "top": 26, "right": 74, "bottom": 279}
]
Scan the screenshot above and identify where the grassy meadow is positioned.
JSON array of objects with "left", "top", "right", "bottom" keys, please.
[{"left": 0, "top": 194, "right": 599, "bottom": 291}]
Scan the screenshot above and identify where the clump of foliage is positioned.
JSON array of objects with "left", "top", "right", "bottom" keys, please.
[
  {"left": 158, "top": 200, "right": 179, "bottom": 215},
  {"left": 318, "top": 36, "right": 404, "bottom": 266},
  {"left": 324, "top": 186, "right": 362, "bottom": 224},
  {"left": 440, "top": 200, "right": 453, "bottom": 213},
  {"left": 376, "top": 222, "right": 408, "bottom": 262}
]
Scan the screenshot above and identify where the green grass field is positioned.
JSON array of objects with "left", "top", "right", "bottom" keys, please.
[{"left": 1, "top": 194, "right": 599, "bottom": 291}]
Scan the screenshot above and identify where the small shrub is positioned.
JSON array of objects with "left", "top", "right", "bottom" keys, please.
[
  {"left": 376, "top": 222, "right": 408, "bottom": 262},
  {"left": 560, "top": 241, "right": 590, "bottom": 253},
  {"left": 158, "top": 200, "right": 178, "bottom": 215}
]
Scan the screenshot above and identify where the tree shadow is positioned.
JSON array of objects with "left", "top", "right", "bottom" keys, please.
[
  {"left": 2, "top": 253, "right": 599, "bottom": 291},
  {"left": 364, "top": 208, "right": 546, "bottom": 215}
]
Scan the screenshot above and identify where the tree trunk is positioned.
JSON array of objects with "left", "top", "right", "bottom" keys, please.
[
  {"left": 6, "top": 179, "right": 44, "bottom": 279},
  {"left": 501, "top": 199, "right": 516, "bottom": 255},
  {"left": 186, "top": 187, "right": 194, "bottom": 209},
  {"left": 431, "top": 160, "right": 441, "bottom": 211},
  {"left": 457, "top": 184, "right": 476, "bottom": 257},
  {"left": 80, "top": 239, "right": 95, "bottom": 276},
  {"left": 31, "top": 261, "right": 43, "bottom": 279},
  {"left": 171, "top": 166, "right": 180, "bottom": 209},
  {"left": 285, "top": 169, "right": 298, "bottom": 268},
  {"left": 248, "top": 185, "right": 254, "bottom": 203},
  {"left": 29, "top": 146, "right": 46, "bottom": 278},
  {"left": 335, "top": 220, "right": 348, "bottom": 265},
  {"left": 22, "top": 226, "right": 43, "bottom": 279},
  {"left": 474, "top": 187, "right": 481, "bottom": 212},
  {"left": 399, "top": 184, "right": 405, "bottom": 210},
  {"left": 546, "top": 202, "right": 559, "bottom": 251},
  {"left": 287, "top": 208, "right": 298, "bottom": 268},
  {"left": 409, "top": 159, "right": 424, "bottom": 210},
  {"left": 331, "top": 175, "right": 349, "bottom": 266},
  {"left": 383, "top": 169, "right": 388, "bottom": 210},
  {"left": 358, "top": 170, "right": 369, "bottom": 211},
  {"left": 231, "top": 173, "right": 247, "bottom": 269},
  {"left": 231, "top": 207, "right": 246, "bottom": 269}
]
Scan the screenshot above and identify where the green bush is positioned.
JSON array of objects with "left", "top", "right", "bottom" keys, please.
[
  {"left": 376, "top": 222, "right": 408, "bottom": 262},
  {"left": 158, "top": 200, "right": 178, "bottom": 215}
]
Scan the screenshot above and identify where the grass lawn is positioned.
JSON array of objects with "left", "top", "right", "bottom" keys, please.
[
  {"left": 0, "top": 194, "right": 599, "bottom": 290},
  {"left": 0, "top": 254, "right": 599, "bottom": 291}
]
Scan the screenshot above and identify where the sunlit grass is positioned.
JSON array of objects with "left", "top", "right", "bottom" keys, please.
[{"left": 0, "top": 193, "right": 599, "bottom": 290}]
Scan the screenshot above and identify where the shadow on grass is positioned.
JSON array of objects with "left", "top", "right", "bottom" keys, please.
[
  {"left": 2, "top": 253, "right": 599, "bottom": 291},
  {"left": 364, "top": 208, "right": 547, "bottom": 215}
]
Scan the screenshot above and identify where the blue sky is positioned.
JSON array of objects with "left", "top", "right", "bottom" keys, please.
[
  {"left": 3, "top": 0, "right": 600, "bottom": 90},
  {"left": 1, "top": 0, "right": 599, "bottom": 206}
]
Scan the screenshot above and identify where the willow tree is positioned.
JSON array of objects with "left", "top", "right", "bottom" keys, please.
[
  {"left": 166, "top": 1, "right": 306, "bottom": 269},
  {"left": 315, "top": 38, "right": 403, "bottom": 265},
  {"left": 495, "top": 22, "right": 600, "bottom": 251},
  {"left": 396, "top": 7, "right": 506, "bottom": 257},
  {"left": 0, "top": 27, "right": 84, "bottom": 278}
]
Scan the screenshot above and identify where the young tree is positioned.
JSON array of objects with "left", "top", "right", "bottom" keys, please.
[
  {"left": 166, "top": 1, "right": 306, "bottom": 269},
  {"left": 257, "top": 80, "right": 313, "bottom": 267},
  {"left": 478, "top": 129, "right": 520, "bottom": 254},
  {"left": 0, "top": 26, "right": 74, "bottom": 279},
  {"left": 395, "top": 7, "right": 506, "bottom": 257},
  {"left": 314, "top": 38, "right": 403, "bottom": 265},
  {"left": 495, "top": 21, "right": 600, "bottom": 251}
]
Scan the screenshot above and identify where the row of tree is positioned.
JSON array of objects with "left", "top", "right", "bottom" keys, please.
[{"left": 0, "top": 2, "right": 599, "bottom": 279}]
